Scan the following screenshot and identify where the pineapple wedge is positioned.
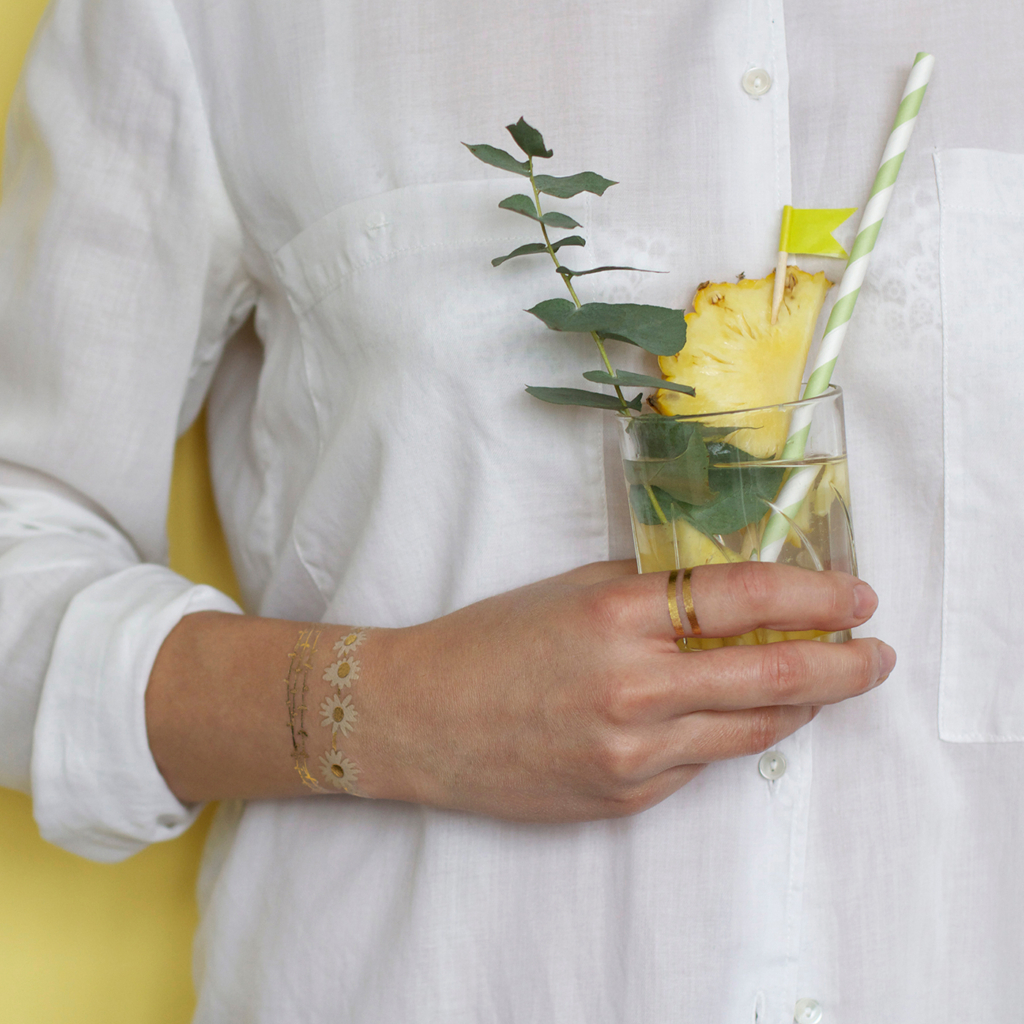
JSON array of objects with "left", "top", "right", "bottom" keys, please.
[{"left": 654, "top": 268, "right": 831, "bottom": 456}]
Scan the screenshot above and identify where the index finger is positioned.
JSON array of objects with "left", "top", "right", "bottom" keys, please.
[
  {"left": 681, "top": 562, "right": 878, "bottom": 638},
  {"left": 590, "top": 561, "right": 878, "bottom": 641}
]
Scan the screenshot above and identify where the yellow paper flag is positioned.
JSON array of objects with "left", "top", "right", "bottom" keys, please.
[{"left": 778, "top": 205, "right": 857, "bottom": 258}]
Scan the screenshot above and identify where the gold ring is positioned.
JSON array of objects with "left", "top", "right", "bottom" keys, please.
[
  {"left": 681, "top": 567, "right": 702, "bottom": 636},
  {"left": 666, "top": 569, "right": 686, "bottom": 637}
]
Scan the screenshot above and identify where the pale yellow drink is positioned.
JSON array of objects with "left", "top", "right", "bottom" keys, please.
[
  {"left": 617, "top": 388, "right": 856, "bottom": 650},
  {"left": 631, "top": 455, "right": 855, "bottom": 650}
]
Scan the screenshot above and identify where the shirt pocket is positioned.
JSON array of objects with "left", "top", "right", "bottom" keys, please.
[
  {"left": 937, "top": 148, "right": 1024, "bottom": 741},
  {"left": 267, "top": 179, "right": 611, "bottom": 618},
  {"left": 270, "top": 177, "right": 595, "bottom": 439}
]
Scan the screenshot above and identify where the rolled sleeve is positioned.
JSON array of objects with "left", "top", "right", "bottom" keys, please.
[{"left": 31, "top": 565, "right": 241, "bottom": 862}]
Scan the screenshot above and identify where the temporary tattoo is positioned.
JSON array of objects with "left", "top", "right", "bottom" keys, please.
[
  {"left": 318, "top": 627, "right": 369, "bottom": 795},
  {"left": 285, "top": 625, "right": 369, "bottom": 796},
  {"left": 284, "top": 625, "right": 328, "bottom": 793}
]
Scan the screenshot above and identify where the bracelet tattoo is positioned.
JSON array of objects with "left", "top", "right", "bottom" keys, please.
[
  {"left": 317, "top": 629, "right": 368, "bottom": 795},
  {"left": 284, "top": 625, "right": 369, "bottom": 796},
  {"left": 284, "top": 625, "right": 328, "bottom": 793}
]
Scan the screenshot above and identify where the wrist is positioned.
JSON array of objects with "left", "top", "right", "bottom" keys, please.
[{"left": 329, "top": 621, "right": 446, "bottom": 808}]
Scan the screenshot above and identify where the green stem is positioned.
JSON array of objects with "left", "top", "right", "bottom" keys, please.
[
  {"left": 529, "top": 159, "right": 627, "bottom": 408},
  {"left": 645, "top": 484, "right": 670, "bottom": 526},
  {"left": 526, "top": 162, "right": 666, "bottom": 528}
]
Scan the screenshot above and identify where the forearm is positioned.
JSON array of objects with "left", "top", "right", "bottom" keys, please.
[{"left": 146, "top": 611, "right": 388, "bottom": 803}]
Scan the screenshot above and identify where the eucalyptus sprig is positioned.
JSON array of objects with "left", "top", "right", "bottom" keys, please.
[{"left": 464, "top": 118, "right": 696, "bottom": 416}]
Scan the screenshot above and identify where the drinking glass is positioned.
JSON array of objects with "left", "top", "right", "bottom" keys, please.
[{"left": 616, "top": 385, "right": 856, "bottom": 650}]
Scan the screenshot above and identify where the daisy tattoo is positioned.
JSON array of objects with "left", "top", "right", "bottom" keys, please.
[
  {"left": 318, "top": 627, "right": 369, "bottom": 795},
  {"left": 323, "top": 656, "right": 359, "bottom": 689},
  {"left": 319, "top": 749, "right": 361, "bottom": 790},
  {"left": 320, "top": 693, "right": 358, "bottom": 736},
  {"left": 334, "top": 630, "right": 366, "bottom": 656}
]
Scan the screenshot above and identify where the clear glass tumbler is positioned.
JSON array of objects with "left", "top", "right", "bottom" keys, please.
[{"left": 616, "top": 385, "right": 856, "bottom": 650}]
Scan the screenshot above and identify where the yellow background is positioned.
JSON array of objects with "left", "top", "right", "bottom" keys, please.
[{"left": 0, "top": 2, "right": 241, "bottom": 1020}]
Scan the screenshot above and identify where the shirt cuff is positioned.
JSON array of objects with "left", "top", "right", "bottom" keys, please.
[{"left": 31, "top": 564, "right": 242, "bottom": 862}]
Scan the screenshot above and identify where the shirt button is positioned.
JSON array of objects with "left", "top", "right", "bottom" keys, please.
[
  {"left": 758, "top": 750, "right": 787, "bottom": 780},
  {"left": 794, "top": 997, "right": 823, "bottom": 1023},
  {"left": 741, "top": 67, "right": 772, "bottom": 97}
]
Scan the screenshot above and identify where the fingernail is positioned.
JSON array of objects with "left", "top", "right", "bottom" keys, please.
[
  {"left": 853, "top": 582, "right": 877, "bottom": 619},
  {"left": 877, "top": 643, "right": 897, "bottom": 681}
]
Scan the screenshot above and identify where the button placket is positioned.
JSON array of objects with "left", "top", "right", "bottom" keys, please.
[
  {"left": 730, "top": 4, "right": 807, "bottom": 1021},
  {"left": 753, "top": 723, "right": 813, "bottom": 1023}
]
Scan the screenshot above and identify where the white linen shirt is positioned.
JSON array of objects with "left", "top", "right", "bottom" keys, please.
[{"left": 2, "top": 0, "right": 1024, "bottom": 1020}]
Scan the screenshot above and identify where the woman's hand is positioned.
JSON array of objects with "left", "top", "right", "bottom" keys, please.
[{"left": 354, "top": 560, "right": 893, "bottom": 821}]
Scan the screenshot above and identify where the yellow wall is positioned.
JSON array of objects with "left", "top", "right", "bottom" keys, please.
[{"left": 0, "top": 3, "right": 241, "bottom": 1020}]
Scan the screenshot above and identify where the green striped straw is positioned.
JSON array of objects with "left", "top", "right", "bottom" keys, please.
[{"left": 759, "top": 52, "right": 934, "bottom": 563}]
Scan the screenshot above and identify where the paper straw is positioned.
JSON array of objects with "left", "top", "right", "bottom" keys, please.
[{"left": 759, "top": 52, "right": 934, "bottom": 563}]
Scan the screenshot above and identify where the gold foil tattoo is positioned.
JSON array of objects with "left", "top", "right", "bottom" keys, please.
[
  {"left": 285, "top": 625, "right": 326, "bottom": 792},
  {"left": 284, "top": 625, "right": 369, "bottom": 796}
]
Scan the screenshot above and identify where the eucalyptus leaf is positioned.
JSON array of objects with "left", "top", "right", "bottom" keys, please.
[
  {"left": 685, "top": 443, "right": 786, "bottom": 537},
  {"left": 492, "top": 243, "right": 548, "bottom": 267},
  {"left": 552, "top": 235, "right": 587, "bottom": 252},
  {"left": 462, "top": 143, "right": 530, "bottom": 176},
  {"left": 526, "top": 386, "right": 642, "bottom": 411},
  {"left": 492, "top": 236, "right": 587, "bottom": 267},
  {"left": 498, "top": 194, "right": 540, "bottom": 217},
  {"left": 506, "top": 118, "right": 552, "bottom": 159},
  {"left": 526, "top": 297, "right": 578, "bottom": 329},
  {"left": 583, "top": 370, "right": 695, "bottom": 396},
  {"left": 624, "top": 431, "right": 713, "bottom": 505},
  {"left": 540, "top": 211, "right": 583, "bottom": 229},
  {"left": 498, "top": 195, "right": 582, "bottom": 229},
  {"left": 527, "top": 299, "right": 686, "bottom": 357},
  {"left": 626, "top": 414, "right": 701, "bottom": 459},
  {"left": 534, "top": 171, "right": 617, "bottom": 198},
  {"left": 557, "top": 265, "right": 663, "bottom": 279},
  {"left": 627, "top": 442, "right": 788, "bottom": 537}
]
